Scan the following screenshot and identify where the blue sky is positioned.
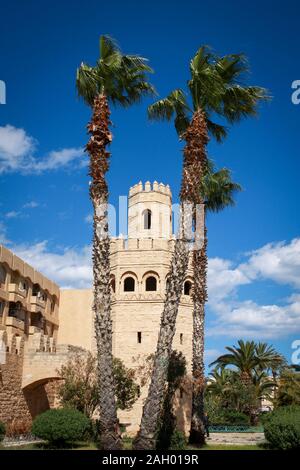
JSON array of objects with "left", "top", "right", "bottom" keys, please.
[{"left": 0, "top": 0, "right": 300, "bottom": 368}]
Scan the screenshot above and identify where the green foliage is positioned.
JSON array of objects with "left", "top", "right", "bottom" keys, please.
[
  {"left": 57, "top": 353, "right": 140, "bottom": 417},
  {"left": 201, "top": 163, "right": 242, "bottom": 213},
  {"left": 76, "top": 35, "right": 154, "bottom": 107},
  {"left": 204, "top": 394, "right": 250, "bottom": 425},
  {"left": 148, "top": 47, "right": 269, "bottom": 141},
  {"left": 264, "top": 406, "right": 300, "bottom": 450},
  {"left": 275, "top": 369, "right": 300, "bottom": 407},
  {"left": 209, "top": 340, "right": 285, "bottom": 377},
  {"left": 169, "top": 430, "right": 187, "bottom": 450},
  {"left": 31, "top": 409, "right": 91, "bottom": 446},
  {"left": 0, "top": 421, "right": 5, "bottom": 442},
  {"left": 221, "top": 410, "right": 250, "bottom": 426},
  {"left": 113, "top": 357, "right": 140, "bottom": 410},
  {"left": 156, "top": 351, "right": 187, "bottom": 450}
]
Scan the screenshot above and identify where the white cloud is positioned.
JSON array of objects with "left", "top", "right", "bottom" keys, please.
[
  {"left": 207, "top": 297, "right": 300, "bottom": 339},
  {"left": 206, "top": 238, "right": 300, "bottom": 339},
  {"left": 0, "top": 125, "right": 36, "bottom": 172},
  {"left": 243, "top": 238, "right": 300, "bottom": 288},
  {"left": 5, "top": 211, "right": 21, "bottom": 219},
  {"left": 0, "top": 124, "right": 86, "bottom": 174},
  {"left": 204, "top": 349, "right": 223, "bottom": 362},
  {"left": 23, "top": 201, "right": 39, "bottom": 209},
  {"left": 11, "top": 241, "right": 92, "bottom": 289},
  {"left": 0, "top": 222, "right": 10, "bottom": 244},
  {"left": 207, "top": 257, "right": 250, "bottom": 301},
  {"left": 1, "top": 232, "right": 299, "bottom": 339},
  {"left": 85, "top": 213, "right": 93, "bottom": 224}
]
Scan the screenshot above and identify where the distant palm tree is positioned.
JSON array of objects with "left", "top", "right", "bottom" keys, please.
[
  {"left": 207, "top": 364, "right": 275, "bottom": 416},
  {"left": 138, "top": 47, "right": 268, "bottom": 447},
  {"left": 210, "top": 340, "right": 285, "bottom": 385},
  {"left": 76, "top": 35, "right": 154, "bottom": 449}
]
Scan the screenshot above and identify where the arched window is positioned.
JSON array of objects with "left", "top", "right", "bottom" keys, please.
[
  {"left": 110, "top": 276, "right": 116, "bottom": 293},
  {"left": 124, "top": 277, "right": 135, "bottom": 292},
  {"left": 0, "top": 264, "right": 6, "bottom": 286},
  {"left": 145, "top": 276, "right": 157, "bottom": 291},
  {"left": 184, "top": 280, "right": 192, "bottom": 296},
  {"left": 143, "top": 209, "right": 152, "bottom": 230}
]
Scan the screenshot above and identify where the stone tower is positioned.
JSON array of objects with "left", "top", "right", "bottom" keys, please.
[
  {"left": 58, "top": 182, "right": 194, "bottom": 435},
  {"left": 128, "top": 181, "right": 172, "bottom": 239}
]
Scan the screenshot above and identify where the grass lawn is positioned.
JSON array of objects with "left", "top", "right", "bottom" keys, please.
[{"left": 1, "top": 439, "right": 267, "bottom": 451}]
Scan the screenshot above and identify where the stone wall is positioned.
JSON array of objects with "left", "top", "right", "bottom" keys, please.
[{"left": 0, "top": 333, "right": 32, "bottom": 426}]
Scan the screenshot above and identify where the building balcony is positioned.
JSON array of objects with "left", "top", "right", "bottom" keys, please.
[
  {"left": 0, "top": 286, "right": 9, "bottom": 301},
  {"left": 8, "top": 283, "right": 28, "bottom": 303},
  {"left": 5, "top": 315, "right": 25, "bottom": 330},
  {"left": 30, "top": 296, "right": 46, "bottom": 312}
]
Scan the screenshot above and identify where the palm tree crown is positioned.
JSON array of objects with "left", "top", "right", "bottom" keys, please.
[
  {"left": 77, "top": 35, "right": 155, "bottom": 107},
  {"left": 210, "top": 340, "right": 285, "bottom": 377},
  {"left": 148, "top": 46, "right": 269, "bottom": 139}
]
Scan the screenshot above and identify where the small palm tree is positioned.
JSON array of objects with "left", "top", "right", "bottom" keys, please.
[
  {"left": 210, "top": 340, "right": 284, "bottom": 384},
  {"left": 138, "top": 47, "right": 268, "bottom": 448},
  {"left": 76, "top": 35, "right": 154, "bottom": 449}
]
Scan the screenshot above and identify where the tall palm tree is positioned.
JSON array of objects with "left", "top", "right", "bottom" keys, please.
[
  {"left": 76, "top": 35, "right": 154, "bottom": 449},
  {"left": 137, "top": 47, "right": 268, "bottom": 448},
  {"left": 189, "top": 162, "right": 241, "bottom": 443}
]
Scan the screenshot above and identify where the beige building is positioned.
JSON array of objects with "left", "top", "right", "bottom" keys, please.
[{"left": 0, "top": 182, "right": 194, "bottom": 434}]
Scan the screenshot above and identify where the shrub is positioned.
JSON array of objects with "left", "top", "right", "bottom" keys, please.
[
  {"left": 222, "top": 410, "right": 250, "bottom": 426},
  {"left": 169, "top": 430, "right": 187, "bottom": 450},
  {"left": 0, "top": 421, "right": 5, "bottom": 442},
  {"left": 264, "top": 405, "right": 300, "bottom": 450},
  {"left": 31, "top": 408, "right": 91, "bottom": 446}
]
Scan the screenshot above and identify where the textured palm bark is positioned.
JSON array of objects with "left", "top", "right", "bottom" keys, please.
[
  {"left": 133, "top": 238, "right": 190, "bottom": 450},
  {"left": 134, "top": 109, "right": 209, "bottom": 450},
  {"left": 184, "top": 109, "right": 209, "bottom": 446},
  {"left": 86, "top": 95, "right": 122, "bottom": 450},
  {"left": 189, "top": 227, "right": 207, "bottom": 445}
]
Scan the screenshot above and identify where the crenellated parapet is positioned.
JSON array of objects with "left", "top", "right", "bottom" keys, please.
[{"left": 129, "top": 181, "right": 171, "bottom": 197}]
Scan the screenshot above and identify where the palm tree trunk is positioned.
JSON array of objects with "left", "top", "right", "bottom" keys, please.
[
  {"left": 133, "top": 237, "right": 190, "bottom": 449},
  {"left": 134, "top": 109, "right": 208, "bottom": 450},
  {"left": 86, "top": 94, "right": 122, "bottom": 450},
  {"left": 189, "top": 226, "right": 207, "bottom": 445},
  {"left": 184, "top": 109, "right": 208, "bottom": 446}
]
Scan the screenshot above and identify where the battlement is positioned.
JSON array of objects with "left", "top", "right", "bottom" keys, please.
[
  {"left": 129, "top": 181, "right": 171, "bottom": 198},
  {"left": 110, "top": 237, "right": 176, "bottom": 253}
]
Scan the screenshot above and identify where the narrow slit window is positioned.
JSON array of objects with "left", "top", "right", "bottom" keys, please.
[
  {"left": 184, "top": 281, "right": 192, "bottom": 296},
  {"left": 180, "top": 333, "right": 183, "bottom": 345},
  {"left": 137, "top": 332, "right": 142, "bottom": 344},
  {"left": 143, "top": 209, "right": 152, "bottom": 230}
]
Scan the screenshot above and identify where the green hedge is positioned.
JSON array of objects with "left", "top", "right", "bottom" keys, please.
[
  {"left": 264, "top": 405, "right": 300, "bottom": 450},
  {"left": 0, "top": 421, "right": 5, "bottom": 442},
  {"left": 31, "top": 408, "right": 91, "bottom": 446}
]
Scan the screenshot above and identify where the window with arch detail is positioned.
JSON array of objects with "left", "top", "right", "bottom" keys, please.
[
  {"left": 0, "top": 264, "right": 6, "bottom": 286},
  {"left": 124, "top": 277, "right": 135, "bottom": 292},
  {"left": 143, "top": 209, "right": 152, "bottom": 230},
  {"left": 184, "top": 280, "right": 192, "bottom": 296},
  {"left": 145, "top": 276, "right": 157, "bottom": 291},
  {"left": 110, "top": 277, "right": 116, "bottom": 293}
]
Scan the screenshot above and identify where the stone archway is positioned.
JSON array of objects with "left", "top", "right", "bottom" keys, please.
[{"left": 22, "top": 377, "right": 62, "bottom": 419}]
